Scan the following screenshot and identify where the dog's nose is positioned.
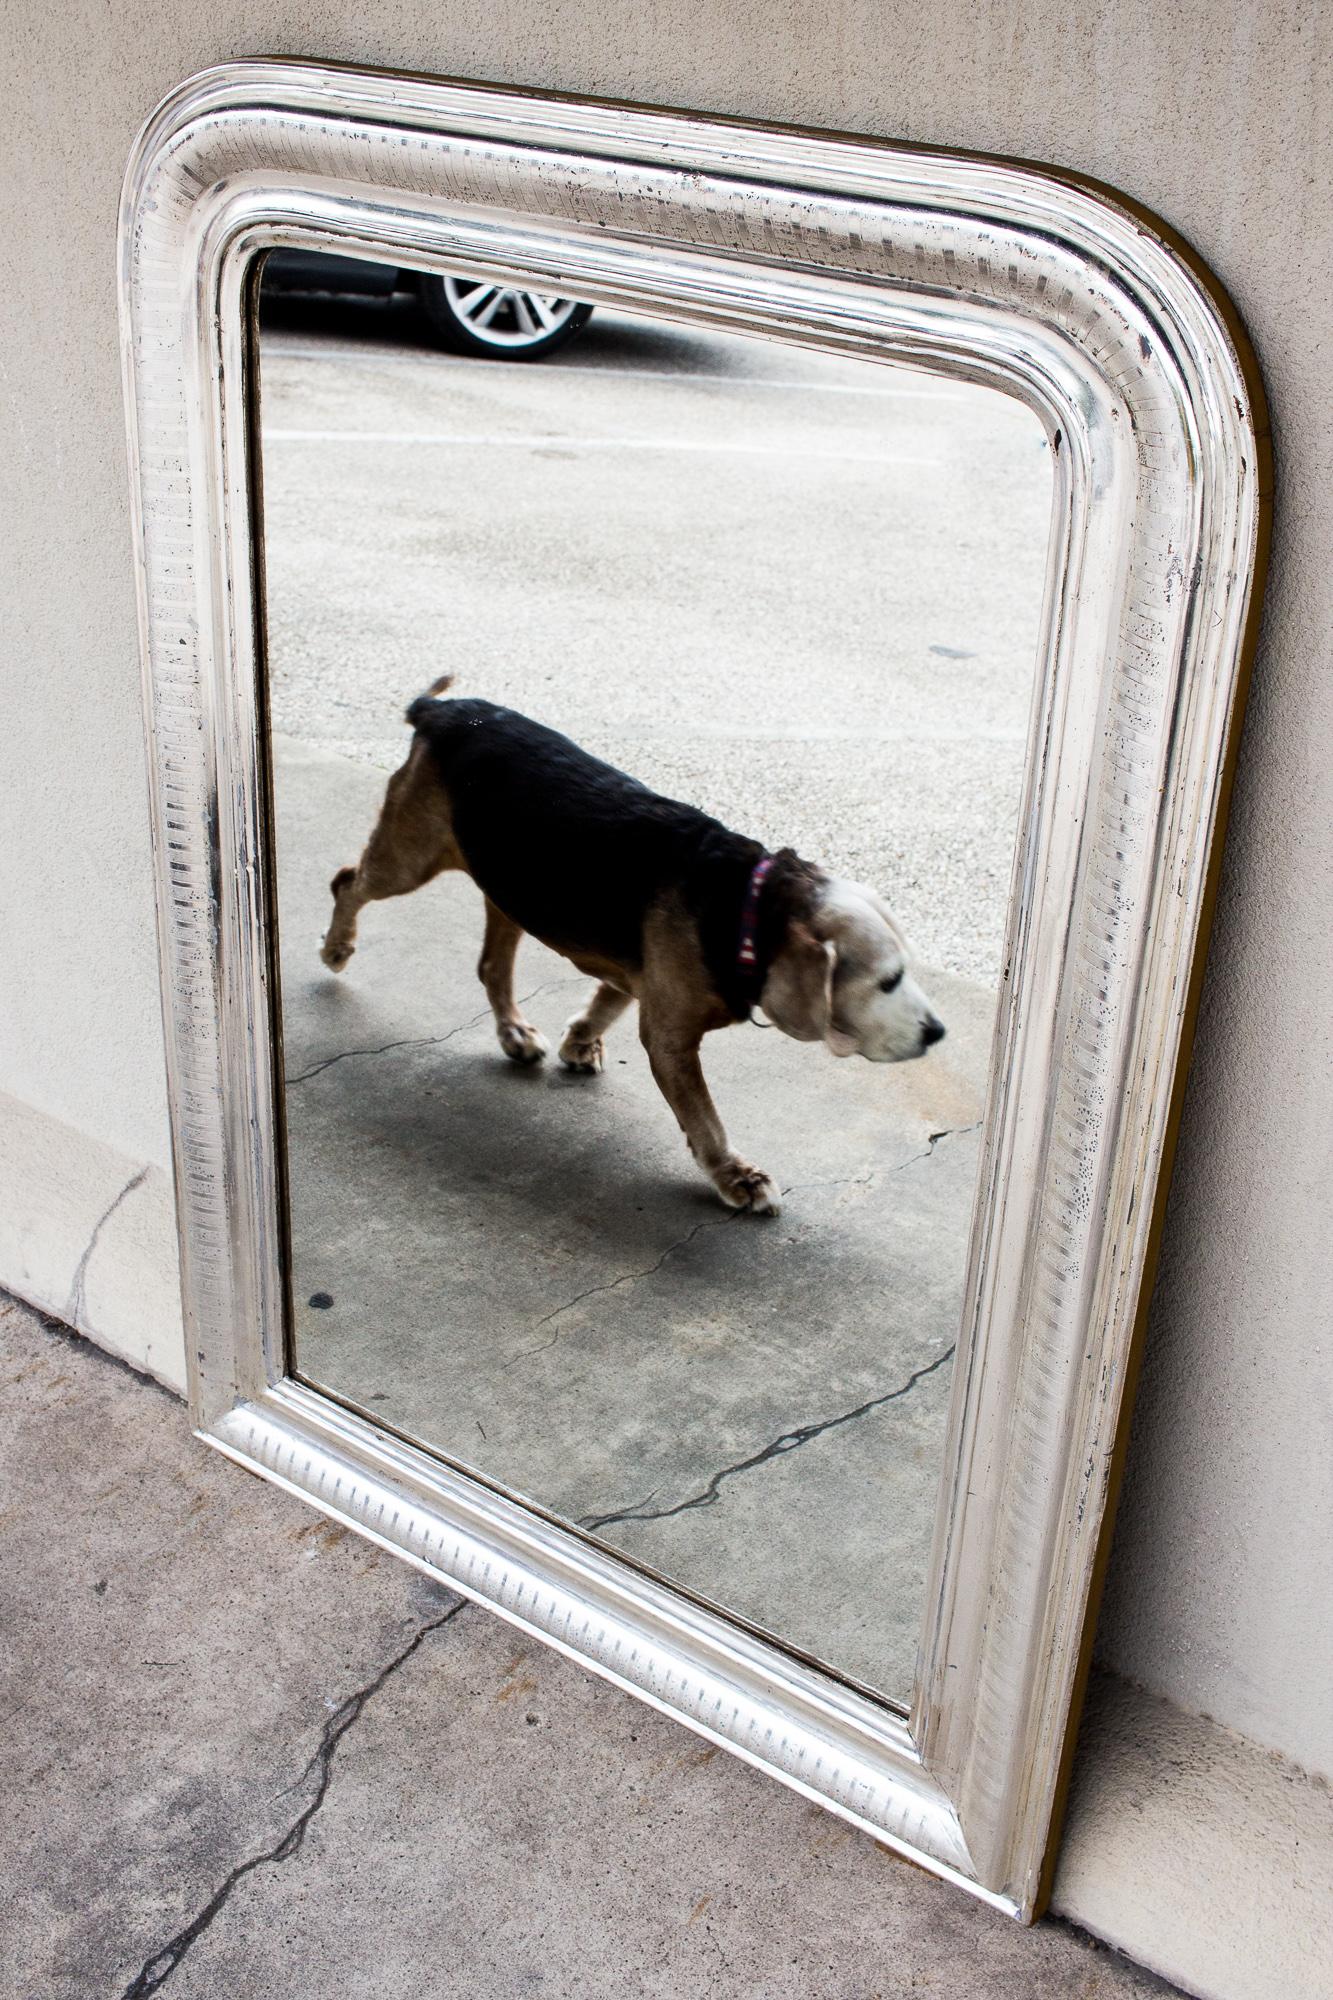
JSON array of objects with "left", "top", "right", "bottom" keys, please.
[{"left": 921, "top": 1015, "right": 946, "bottom": 1046}]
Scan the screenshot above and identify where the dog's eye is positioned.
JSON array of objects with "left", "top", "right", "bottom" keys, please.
[{"left": 879, "top": 971, "right": 903, "bottom": 994}]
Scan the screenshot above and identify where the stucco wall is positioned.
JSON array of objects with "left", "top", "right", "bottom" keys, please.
[{"left": 2, "top": 0, "right": 1329, "bottom": 1948}]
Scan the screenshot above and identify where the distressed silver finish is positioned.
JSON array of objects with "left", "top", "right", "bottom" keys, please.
[{"left": 119, "top": 60, "right": 1265, "bottom": 1916}]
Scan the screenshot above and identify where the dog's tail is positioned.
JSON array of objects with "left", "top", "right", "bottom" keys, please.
[{"left": 405, "top": 672, "right": 455, "bottom": 730}]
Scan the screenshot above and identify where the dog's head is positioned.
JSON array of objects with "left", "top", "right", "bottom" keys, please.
[{"left": 760, "top": 879, "right": 945, "bottom": 1063}]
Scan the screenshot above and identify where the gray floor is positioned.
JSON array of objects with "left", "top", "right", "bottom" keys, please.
[
  {"left": 1, "top": 1296, "right": 1181, "bottom": 2000},
  {"left": 260, "top": 304, "right": 1048, "bottom": 1704}
]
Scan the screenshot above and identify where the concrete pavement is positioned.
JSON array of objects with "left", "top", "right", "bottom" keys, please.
[{"left": 1, "top": 1295, "right": 1181, "bottom": 2000}]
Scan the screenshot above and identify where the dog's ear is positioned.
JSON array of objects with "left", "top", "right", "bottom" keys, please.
[
  {"left": 856, "top": 884, "right": 907, "bottom": 949},
  {"left": 761, "top": 922, "right": 836, "bottom": 1043}
]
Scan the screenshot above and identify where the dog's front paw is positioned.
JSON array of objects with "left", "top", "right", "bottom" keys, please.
[
  {"left": 714, "top": 1159, "right": 780, "bottom": 1216},
  {"left": 320, "top": 937, "right": 354, "bottom": 973},
  {"left": 558, "top": 1026, "right": 605, "bottom": 1073},
  {"left": 499, "top": 1022, "right": 549, "bottom": 1066}
]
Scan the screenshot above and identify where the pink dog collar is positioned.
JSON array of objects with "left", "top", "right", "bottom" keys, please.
[{"left": 737, "top": 855, "right": 775, "bottom": 975}]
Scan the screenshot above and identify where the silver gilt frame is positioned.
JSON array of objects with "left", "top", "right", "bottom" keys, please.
[{"left": 119, "top": 59, "right": 1268, "bottom": 1918}]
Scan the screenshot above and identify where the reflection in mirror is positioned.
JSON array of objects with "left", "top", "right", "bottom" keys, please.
[{"left": 258, "top": 253, "right": 1051, "bottom": 1705}]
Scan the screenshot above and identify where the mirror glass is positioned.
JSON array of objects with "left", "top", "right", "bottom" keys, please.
[{"left": 258, "top": 252, "right": 1051, "bottom": 1705}]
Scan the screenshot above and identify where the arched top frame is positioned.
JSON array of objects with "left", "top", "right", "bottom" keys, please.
[{"left": 120, "top": 61, "right": 1268, "bottom": 1917}]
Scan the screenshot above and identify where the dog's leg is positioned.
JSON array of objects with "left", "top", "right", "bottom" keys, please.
[
  {"left": 321, "top": 741, "right": 457, "bottom": 971},
  {"left": 479, "top": 899, "right": 548, "bottom": 1065},
  {"left": 639, "top": 1012, "right": 779, "bottom": 1215},
  {"left": 558, "top": 981, "right": 633, "bottom": 1074}
]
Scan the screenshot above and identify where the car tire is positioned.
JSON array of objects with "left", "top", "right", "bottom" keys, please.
[{"left": 417, "top": 275, "right": 593, "bottom": 360}]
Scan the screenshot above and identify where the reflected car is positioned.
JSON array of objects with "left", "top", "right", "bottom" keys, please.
[{"left": 261, "top": 248, "right": 594, "bottom": 361}]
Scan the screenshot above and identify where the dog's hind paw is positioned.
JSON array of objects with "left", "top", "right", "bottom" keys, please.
[
  {"left": 499, "top": 1022, "right": 549, "bottom": 1066},
  {"left": 320, "top": 938, "right": 354, "bottom": 973},
  {"left": 714, "top": 1160, "right": 780, "bottom": 1216},
  {"left": 558, "top": 1029, "right": 605, "bottom": 1074}
]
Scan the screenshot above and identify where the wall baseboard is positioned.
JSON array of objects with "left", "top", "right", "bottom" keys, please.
[
  {"left": 1054, "top": 1668, "right": 1333, "bottom": 2000},
  {"left": 0, "top": 1092, "right": 185, "bottom": 1393}
]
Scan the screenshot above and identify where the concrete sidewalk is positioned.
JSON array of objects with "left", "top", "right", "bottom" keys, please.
[{"left": 2, "top": 1295, "right": 1179, "bottom": 1999}]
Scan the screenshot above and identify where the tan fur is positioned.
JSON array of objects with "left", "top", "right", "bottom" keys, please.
[
  {"left": 638, "top": 896, "right": 779, "bottom": 1213},
  {"left": 758, "top": 919, "right": 834, "bottom": 1044},
  {"left": 320, "top": 739, "right": 462, "bottom": 972},
  {"left": 478, "top": 899, "right": 547, "bottom": 1064},
  {"left": 558, "top": 980, "right": 633, "bottom": 1073}
]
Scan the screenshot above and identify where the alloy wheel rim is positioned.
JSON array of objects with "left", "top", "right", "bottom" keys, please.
[{"left": 442, "top": 277, "right": 582, "bottom": 348}]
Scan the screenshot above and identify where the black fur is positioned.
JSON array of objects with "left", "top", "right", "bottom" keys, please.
[{"left": 406, "top": 695, "right": 820, "bottom": 1019}]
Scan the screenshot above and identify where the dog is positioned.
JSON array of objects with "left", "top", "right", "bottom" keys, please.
[{"left": 320, "top": 676, "right": 945, "bottom": 1215}]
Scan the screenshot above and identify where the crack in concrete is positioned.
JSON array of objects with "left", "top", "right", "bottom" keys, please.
[
  {"left": 119, "top": 1597, "right": 467, "bottom": 1998},
  {"left": 510, "top": 1122, "right": 980, "bottom": 1373},
  {"left": 923, "top": 1119, "right": 982, "bottom": 1155},
  {"left": 285, "top": 978, "right": 573, "bottom": 1085},
  {"left": 507, "top": 1211, "right": 740, "bottom": 1368},
  {"left": 285, "top": 1008, "right": 492, "bottom": 1085},
  {"left": 781, "top": 1119, "right": 981, "bottom": 1201},
  {"left": 578, "top": 1344, "right": 957, "bottom": 1534},
  {"left": 65, "top": 1167, "right": 148, "bottom": 1332},
  {"left": 778, "top": 1169, "right": 875, "bottom": 1197}
]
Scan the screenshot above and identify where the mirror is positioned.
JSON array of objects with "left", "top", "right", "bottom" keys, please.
[
  {"left": 259, "top": 257, "right": 1051, "bottom": 1705},
  {"left": 125, "top": 62, "right": 1265, "bottom": 1914}
]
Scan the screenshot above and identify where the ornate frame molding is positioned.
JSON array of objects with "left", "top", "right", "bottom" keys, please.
[{"left": 120, "top": 60, "right": 1268, "bottom": 1916}]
